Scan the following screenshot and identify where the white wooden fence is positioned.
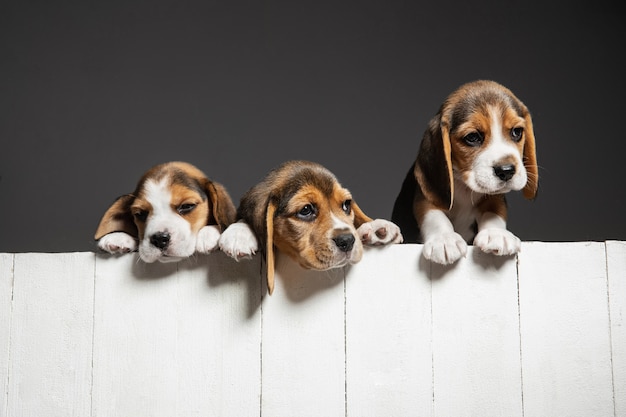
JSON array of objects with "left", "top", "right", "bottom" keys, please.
[{"left": 1, "top": 242, "right": 625, "bottom": 417}]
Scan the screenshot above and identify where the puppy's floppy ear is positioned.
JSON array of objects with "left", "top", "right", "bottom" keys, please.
[
  {"left": 414, "top": 114, "right": 454, "bottom": 210},
  {"left": 94, "top": 194, "right": 137, "bottom": 240},
  {"left": 351, "top": 201, "right": 373, "bottom": 228},
  {"left": 521, "top": 111, "right": 539, "bottom": 200},
  {"left": 238, "top": 184, "right": 276, "bottom": 295},
  {"left": 264, "top": 201, "right": 277, "bottom": 295},
  {"left": 205, "top": 181, "right": 237, "bottom": 230}
]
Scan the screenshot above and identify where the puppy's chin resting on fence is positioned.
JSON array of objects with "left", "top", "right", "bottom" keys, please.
[
  {"left": 94, "top": 161, "right": 236, "bottom": 263},
  {"left": 219, "top": 160, "right": 403, "bottom": 295},
  {"left": 392, "top": 80, "right": 538, "bottom": 265}
]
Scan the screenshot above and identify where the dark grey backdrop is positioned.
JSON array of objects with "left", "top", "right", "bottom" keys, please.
[{"left": 1, "top": 0, "right": 624, "bottom": 253}]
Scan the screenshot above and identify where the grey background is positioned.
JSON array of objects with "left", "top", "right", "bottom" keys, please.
[{"left": 1, "top": 0, "right": 624, "bottom": 253}]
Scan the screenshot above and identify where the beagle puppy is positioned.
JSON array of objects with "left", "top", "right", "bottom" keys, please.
[
  {"left": 219, "top": 160, "right": 403, "bottom": 294},
  {"left": 392, "top": 80, "right": 538, "bottom": 265},
  {"left": 95, "top": 161, "right": 236, "bottom": 263}
]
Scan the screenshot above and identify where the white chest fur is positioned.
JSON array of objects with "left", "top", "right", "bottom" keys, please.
[{"left": 448, "top": 179, "right": 483, "bottom": 242}]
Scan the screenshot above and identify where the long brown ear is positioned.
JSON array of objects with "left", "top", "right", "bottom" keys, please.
[
  {"left": 265, "top": 201, "right": 277, "bottom": 295},
  {"left": 205, "top": 181, "right": 237, "bottom": 230},
  {"left": 94, "top": 195, "right": 137, "bottom": 240},
  {"left": 414, "top": 115, "right": 454, "bottom": 210},
  {"left": 522, "top": 112, "right": 539, "bottom": 200},
  {"left": 352, "top": 201, "right": 373, "bottom": 228}
]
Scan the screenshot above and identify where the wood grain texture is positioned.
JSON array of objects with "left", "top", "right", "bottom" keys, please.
[
  {"left": 346, "top": 245, "right": 433, "bottom": 417},
  {"left": 0, "top": 253, "right": 13, "bottom": 417},
  {"left": 261, "top": 253, "right": 346, "bottom": 417},
  {"left": 0, "top": 243, "right": 623, "bottom": 416},
  {"left": 431, "top": 247, "right": 523, "bottom": 417},
  {"left": 518, "top": 242, "right": 614, "bottom": 417},
  {"left": 607, "top": 240, "right": 626, "bottom": 417},
  {"left": 92, "top": 252, "right": 261, "bottom": 417},
  {"left": 7, "top": 252, "right": 95, "bottom": 417}
]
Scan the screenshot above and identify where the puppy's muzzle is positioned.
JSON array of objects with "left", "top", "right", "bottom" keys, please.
[
  {"left": 494, "top": 164, "right": 516, "bottom": 182},
  {"left": 150, "top": 231, "right": 171, "bottom": 250},
  {"left": 333, "top": 233, "right": 355, "bottom": 252}
]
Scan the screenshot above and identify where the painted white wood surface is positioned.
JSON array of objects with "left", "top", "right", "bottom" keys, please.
[
  {"left": 7, "top": 253, "right": 94, "bottom": 417},
  {"left": 431, "top": 248, "right": 523, "bottom": 417},
  {"left": 92, "top": 252, "right": 261, "bottom": 417},
  {"left": 345, "top": 245, "right": 433, "bottom": 417},
  {"left": 518, "top": 242, "right": 614, "bottom": 417},
  {"left": 607, "top": 240, "right": 626, "bottom": 417},
  {"left": 1, "top": 253, "right": 13, "bottom": 417},
  {"left": 0, "top": 243, "right": 624, "bottom": 416},
  {"left": 262, "top": 253, "right": 346, "bottom": 417}
]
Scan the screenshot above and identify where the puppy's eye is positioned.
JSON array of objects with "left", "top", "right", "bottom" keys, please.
[
  {"left": 342, "top": 199, "right": 352, "bottom": 214},
  {"left": 178, "top": 203, "right": 197, "bottom": 215},
  {"left": 511, "top": 127, "right": 524, "bottom": 142},
  {"left": 133, "top": 210, "right": 148, "bottom": 222},
  {"left": 463, "top": 132, "right": 484, "bottom": 146},
  {"left": 296, "top": 204, "right": 317, "bottom": 221}
]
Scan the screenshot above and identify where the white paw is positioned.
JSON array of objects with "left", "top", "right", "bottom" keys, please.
[
  {"left": 195, "top": 225, "right": 221, "bottom": 254},
  {"left": 218, "top": 222, "right": 258, "bottom": 261},
  {"left": 98, "top": 232, "right": 137, "bottom": 254},
  {"left": 423, "top": 232, "right": 467, "bottom": 265},
  {"left": 474, "top": 228, "right": 521, "bottom": 256},
  {"left": 357, "top": 219, "right": 404, "bottom": 246}
]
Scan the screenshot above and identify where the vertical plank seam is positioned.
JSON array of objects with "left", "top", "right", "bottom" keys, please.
[
  {"left": 175, "top": 261, "right": 181, "bottom": 415},
  {"left": 604, "top": 241, "right": 617, "bottom": 417},
  {"left": 343, "top": 267, "right": 348, "bottom": 417},
  {"left": 429, "top": 260, "right": 435, "bottom": 417},
  {"left": 90, "top": 253, "right": 97, "bottom": 417},
  {"left": 3, "top": 254, "right": 16, "bottom": 416},
  {"left": 516, "top": 253, "right": 525, "bottom": 417},
  {"left": 259, "top": 264, "right": 264, "bottom": 417}
]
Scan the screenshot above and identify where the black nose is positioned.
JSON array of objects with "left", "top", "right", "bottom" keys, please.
[
  {"left": 494, "top": 164, "right": 516, "bottom": 181},
  {"left": 150, "top": 232, "right": 171, "bottom": 249},
  {"left": 333, "top": 233, "right": 355, "bottom": 252}
]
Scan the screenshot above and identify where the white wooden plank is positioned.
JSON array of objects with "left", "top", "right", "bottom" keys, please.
[
  {"left": 0, "top": 253, "right": 14, "bottom": 417},
  {"left": 518, "top": 242, "right": 613, "bottom": 417},
  {"left": 175, "top": 252, "right": 262, "bottom": 416},
  {"left": 431, "top": 246, "right": 522, "bottom": 417},
  {"left": 1, "top": 242, "right": 623, "bottom": 415},
  {"left": 7, "top": 252, "right": 95, "bottom": 417},
  {"left": 345, "top": 244, "right": 433, "bottom": 416},
  {"left": 92, "top": 252, "right": 262, "bottom": 417},
  {"left": 261, "top": 253, "right": 346, "bottom": 417},
  {"left": 92, "top": 254, "right": 180, "bottom": 416},
  {"left": 607, "top": 240, "right": 626, "bottom": 416}
]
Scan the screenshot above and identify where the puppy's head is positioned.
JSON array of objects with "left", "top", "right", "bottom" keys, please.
[
  {"left": 94, "top": 161, "right": 236, "bottom": 263},
  {"left": 239, "top": 160, "right": 372, "bottom": 294},
  {"left": 415, "top": 80, "right": 538, "bottom": 209}
]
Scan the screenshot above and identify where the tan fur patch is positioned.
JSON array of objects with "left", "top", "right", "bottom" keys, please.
[
  {"left": 272, "top": 183, "right": 356, "bottom": 270},
  {"left": 393, "top": 80, "right": 538, "bottom": 245},
  {"left": 94, "top": 161, "right": 236, "bottom": 241},
  {"left": 450, "top": 110, "right": 492, "bottom": 182},
  {"left": 129, "top": 197, "right": 151, "bottom": 240},
  {"left": 169, "top": 183, "right": 210, "bottom": 234},
  {"left": 128, "top": 164, "right": 211, "bottom": 240}
]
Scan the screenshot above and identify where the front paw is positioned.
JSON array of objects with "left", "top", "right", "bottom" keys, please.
[
  {"left": 195, "top": 225, "right": 221, "bottom": 254},
  {"left": 474, "top": 229, "right": 521, "bottom": 256},
  {"left": 98, "top": 232, "right": 137, "bottom": 254},
  {"left": 357, "top": 219, "right": 404, "bottom": 246},
  {"left": 218, "top": 222, "right": 258, "bottom": 261},
  {"left": 423, "top": 232, "right": 467, "bottom": 265}
]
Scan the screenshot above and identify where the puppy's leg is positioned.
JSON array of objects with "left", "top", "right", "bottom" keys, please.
[
  {"left": 473, "top": 212, "right": 521, "bottom": 256},
  {"left": 98, "top": 232, "right": 137, "bottom": 254},
  {"left": 195, "top": 225, "right": 221, "bottom": 254},
  {"left": 219, "top": 220, "right": 259, "bottom": 261},
  {"left": 357, "top": 219, "right": 403, "bottom": 245},
  {"left": 420, "top": 210, "right": 467, "bottom": 265}
]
